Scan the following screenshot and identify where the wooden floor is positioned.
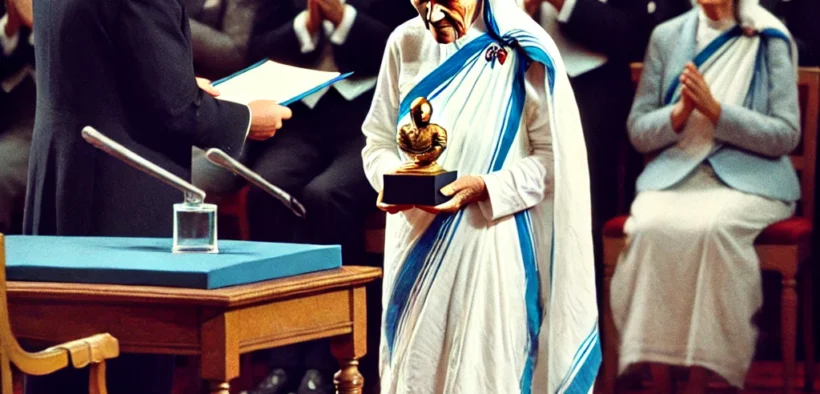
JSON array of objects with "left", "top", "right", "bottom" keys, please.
[
  {"left": 9, "top": 359, "right": 819, "bottom": 393},
  {"left": 171, "top": 359, "right": 820, "bottom": 394},
  {"left": 605, "top": 362, "right": 818, "bottom": 394}
]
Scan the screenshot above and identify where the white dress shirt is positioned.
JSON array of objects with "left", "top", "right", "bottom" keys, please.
[
  {"left": 291, "top": 3, "right": 378, "bottom": 108},
  {"left": 0, "top": 13, "right": 34, "bottom": 93}
]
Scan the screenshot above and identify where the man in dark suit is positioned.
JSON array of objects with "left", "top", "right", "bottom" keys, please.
[
  {"left": 524, "top": 0, "right": 690, "bottom": 309},
  {"left": 23, "top": 0, "right": 291, "bottom": 392},
  {"left": 185, "top": 0, "right": 267, "bottom": 196},
  {"left": 232, "top": 1, "right": 415, "bottom": 393},
  {"left": 761, "top": 0, "right": 819, "bottom": 67},
  {"left": 185, "top": 0, "right": 261, "bottom": 80},
  {"left": 0, "top": 0, "right": 34, "bottom": 235},
  {"left": 241, "top": 0, "right": 415, "bottom": 267}
]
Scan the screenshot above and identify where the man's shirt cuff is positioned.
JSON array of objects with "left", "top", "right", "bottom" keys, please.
[
  {"left": 329, "top": 5, "right": 357, "bottom": 45},
  {"left": 293, "top": 11, "right": 321, "bottom": 54},
  {"left": 1, "top": 14, "right": 20, "bottom": 56}
]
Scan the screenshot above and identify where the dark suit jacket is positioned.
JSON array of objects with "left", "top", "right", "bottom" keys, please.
[
  {"left": 557, "top": 0, "right": 691, "bottom": 63},
  {"left": 25, "top": 0, "right": 251, "bottom": 237},
  {"left": 0, "top": 10, "right": 35, "bottom": 135},
  {"left": 761, "top": 0, "right": 820, "bottom": 66},
  {"left": 185, "top": 0, "right": 260, "bottom": 79},
  {"left": 248, "top": 0, "right": 416, "bottom": 78},
  {"left": 549, "top": 0, "right": 690, "bottom": 221}
]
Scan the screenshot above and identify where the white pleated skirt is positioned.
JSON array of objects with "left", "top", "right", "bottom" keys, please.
[{"left": 611, "top": 165, "right": 794, "bottom": 387}]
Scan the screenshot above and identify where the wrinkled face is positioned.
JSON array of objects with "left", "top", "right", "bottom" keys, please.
[{"left": 411, "top": 0, "right": 480, "bottom": 44}]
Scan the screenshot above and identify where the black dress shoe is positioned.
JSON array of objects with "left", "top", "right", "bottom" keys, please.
[
  {"left": 296, "top": 369, "right": 334, "bottom": 394},
  {"left": 241, "top": 368, "right": 290, "bottom": 394}
]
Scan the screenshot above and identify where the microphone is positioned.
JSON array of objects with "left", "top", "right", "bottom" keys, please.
[
  {"left": 204, "top": 148, "right": 307, "bottom": 218},
  {"left": 81, "top": 126, "right": 207, "bottom": 204}
]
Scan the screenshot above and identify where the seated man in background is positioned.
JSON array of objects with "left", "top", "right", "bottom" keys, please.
[
  {"left": 187, "top": 0, "right": 263, "bottom": 196},
  {"left": 0, "top": 0, "right": 34, "bottom": 235},
  {"left": 186, "top": 0, "right": 260, "bottom": 80},
  {"left": 220, "top": 1, "right": 416, "bottom": 393},
  {"left": 520, "top": 0, "right": 690, "bottom": 310},
  {"left": 763, "top": 0, "right": 818, "bottom": 67}
]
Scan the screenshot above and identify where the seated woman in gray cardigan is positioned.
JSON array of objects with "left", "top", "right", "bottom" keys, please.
[{"left": 610, "top": 0, "right": 800, "bottom": 392}]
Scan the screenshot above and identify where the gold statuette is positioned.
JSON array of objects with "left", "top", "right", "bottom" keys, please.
[
  {"left": 382, "top": 97, "right": 458, "bottom": 206},
  {"left": 395, "top": 97, "right": 448, "bottom": 175}
]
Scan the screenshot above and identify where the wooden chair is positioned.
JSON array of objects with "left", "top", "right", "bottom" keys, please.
[
  {"left": 216, "top": 185, "right": 251, "bottom": 240},
  {"left": 600, "top": 66, "right": 820, "bottom": 394},
  {"left": 0, "top": 234, "right": 120, "bottom": 394}
]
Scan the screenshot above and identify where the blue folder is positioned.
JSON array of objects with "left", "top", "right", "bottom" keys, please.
[
  {"left": 212, "top": 59, "right": 354, "bottom": 106},
  {"left": 4, "top": 236, "right": 342, "bottom": 289}
]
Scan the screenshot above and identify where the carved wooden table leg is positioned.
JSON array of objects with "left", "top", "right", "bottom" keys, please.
[
  {"left": 201, "top": 314, "right": 239, "bottom": 394},
  {"left": 334, "top": 358, "right": 364, "bottom": 394},
  {"left": 209, "top": 381, "right": 230, "bottom": 394},
  {"left": 332, "top": 287, "right": 368, "bottom": 394}
]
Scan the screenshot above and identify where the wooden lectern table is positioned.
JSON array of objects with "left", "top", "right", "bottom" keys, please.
[{"left": 4, "top": 266, "right": 381, "bottom": 394}]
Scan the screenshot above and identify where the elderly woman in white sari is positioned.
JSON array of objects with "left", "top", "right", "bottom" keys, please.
[
  {"left": 362, "top": 0, "right": 599, "bottom": 392},
  {"left": 610, "top": 0, "right": 800, "bottom": 392}
]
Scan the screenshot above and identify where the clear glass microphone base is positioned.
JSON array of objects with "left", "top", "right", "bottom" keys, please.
[{"left": 173, "top": 202, "right": 218, "bottom": 254}]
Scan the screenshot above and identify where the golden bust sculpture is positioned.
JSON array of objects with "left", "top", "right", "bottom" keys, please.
[{"left": 396, "top": 97, "right": 448, "bottom": 174}]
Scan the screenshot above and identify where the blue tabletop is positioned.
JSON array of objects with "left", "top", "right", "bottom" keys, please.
[{"left": 4, "top": 236, "right": 342, "bottom": 289}]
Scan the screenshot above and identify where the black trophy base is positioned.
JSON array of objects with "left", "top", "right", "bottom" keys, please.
[{"left": 383, "top": 171, "right": 458, "bottom": 206}]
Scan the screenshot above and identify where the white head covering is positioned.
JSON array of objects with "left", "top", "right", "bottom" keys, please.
[{"left": 690, "top": 0, "right": 797, "bottom": 69}]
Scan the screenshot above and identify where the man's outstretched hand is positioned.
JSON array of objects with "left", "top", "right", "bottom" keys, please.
[
  {"left": 248, "top": 100, "right": 293, "bottom": 140},
  {"left": 196, "top": 77, "right": 220, "bottom": 97}
]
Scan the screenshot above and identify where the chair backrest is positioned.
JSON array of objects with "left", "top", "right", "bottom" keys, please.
[
  {"left": 0, "top": 234, "right": 40, "bottom": 394},
  {"left": 794, "top": 68, "right": 819, "bottom": 221},
  {"left": 1, "top": 234, "right": 15, "bottom": 394},
  {"left": 628, "top": 63, "right": 820, "bottom": 220}
]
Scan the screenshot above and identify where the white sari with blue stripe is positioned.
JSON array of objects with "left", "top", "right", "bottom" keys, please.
[{"left": 362, "top": 0, "right": 598, "bottom": 392}]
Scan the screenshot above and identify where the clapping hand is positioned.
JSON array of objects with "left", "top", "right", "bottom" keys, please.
[
  {"left": 4, "top": 0, "right": 33, "bottom": 36},
  {"left": 671, "top": 76, "right": 695, "bottom": 133},
  {"left": 306, "top": 0, "right": 323, "bottom": 35},
  {"left": 523, "top": 0, "right": 544, "bottom": 18},
  {"left": 314, "top": 0, "right": 346, "bottom": 26},
  {"left": 681, "top": 62, "right": 721, "bottom": 123}
]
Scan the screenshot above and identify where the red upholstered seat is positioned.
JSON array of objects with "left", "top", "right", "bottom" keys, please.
[
  {"left": 756, "top": 217, "right": 813, "bottom": 244},
  {"left": 602, "top": 216, "right": 628, "bottom": 238},
  {"left": 601, "top": 215, "right": 813, "bottom": 245}
]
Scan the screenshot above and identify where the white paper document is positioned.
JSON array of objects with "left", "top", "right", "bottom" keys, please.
[{"left": 212, "top": 60, "right": 352, "bottom": 106}]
